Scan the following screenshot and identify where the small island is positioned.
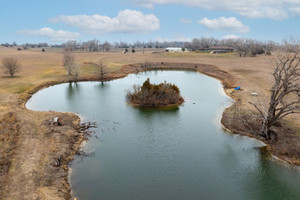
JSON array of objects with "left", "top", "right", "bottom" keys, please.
[{"left": 126, "top": 78, "right": 184, "bottom": 108}]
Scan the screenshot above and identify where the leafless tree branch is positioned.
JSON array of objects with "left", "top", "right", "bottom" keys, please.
[
  {"left": 250, "top": 48, "right": 300, "bottom": 139},
  {"left": 1, "top": 57, "right": 21, "bottom": 77}
]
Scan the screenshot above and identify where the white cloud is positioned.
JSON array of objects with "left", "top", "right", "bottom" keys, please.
[
  {"left": 135, "top": 0, "right": 300, "bottom": 20},
  {"left": 180, "top": 18, "right": 192, "bottom": 24},
  {"left": 289, "top": 7, "right": 300, "bottom": 16},
  {"left": 155, "top": 35, "right": 192, "bottom": 42},
  {"left": 222, "top": 34, "right": 240, "bottom": 40},
  {"left": 17, "top": 27, "right": 80, "bottom": 42},
  {"left": 49, "top": 9, "right": 160, "bottom": 35},
  {"left": 238, "top": 7, "right": 288, "bottom": 20},
  {"left": 138, "top": 2, "right": 154, "bottom": 9},
  {"left": 198, "top": 17, "right": 250, "bottom": 33}
]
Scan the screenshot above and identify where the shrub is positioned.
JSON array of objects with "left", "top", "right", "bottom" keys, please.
[{"left": 127, "top": 78, "right": 184, "bottom": 108}]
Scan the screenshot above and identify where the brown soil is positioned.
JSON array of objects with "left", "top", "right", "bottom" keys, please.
[
  {"left": 0, "top": 47, "right": 299, "bottom": 199},
  {"left": 0, "top": 111, "right": 84, "bottom": 200}
]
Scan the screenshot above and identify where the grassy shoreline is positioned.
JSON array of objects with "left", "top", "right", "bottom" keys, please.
[{"left": 0, "top": 48, "right": 299, "bottom": 199}]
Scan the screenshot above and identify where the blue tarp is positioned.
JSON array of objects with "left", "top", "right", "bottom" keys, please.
[{"left": 234, "top": 87, "right": 241, "bottom": 90}]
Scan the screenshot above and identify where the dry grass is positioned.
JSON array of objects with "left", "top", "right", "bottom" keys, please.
[{"left": 0, "top": 46, "right": 299, "bottom": 199}]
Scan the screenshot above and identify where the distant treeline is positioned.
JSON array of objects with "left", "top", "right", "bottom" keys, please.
[{"left": 2, "top": 37, "right": 299, "bottom": 56}]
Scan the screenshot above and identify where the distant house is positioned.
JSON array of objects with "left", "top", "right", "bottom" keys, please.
[
  {"left": 198, "top": 46, "right": 234, "bottom": 54},
  {"left": 165, "top": 47, "right": 184, "bottom": 52}
]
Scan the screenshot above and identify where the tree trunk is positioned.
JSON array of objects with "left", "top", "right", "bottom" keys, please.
[
  {"left": 261, "top": 103, "right": 276, "bottom": 139},
  {"left": 261, "top": 120, "right": 271, "bottom": 139}
]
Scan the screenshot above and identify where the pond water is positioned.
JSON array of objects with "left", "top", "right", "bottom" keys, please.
[{"left": 26, "top": 71, "right": 300, "bottom": 200}]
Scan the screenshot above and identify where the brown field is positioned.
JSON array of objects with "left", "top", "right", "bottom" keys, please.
[{"left": 0, "top": 46, "right": 299, "bottom": 200}]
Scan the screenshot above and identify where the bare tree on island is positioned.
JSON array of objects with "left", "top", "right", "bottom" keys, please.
[
  {"left": 1, "top": 57, "right": 21, "bottom": 77},
  {"left": 250, "top": 52, "right": 300, "bottom": 140}
]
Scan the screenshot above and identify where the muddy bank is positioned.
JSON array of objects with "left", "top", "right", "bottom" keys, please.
[{"left": 0, "top": 62, "right": 298, "bottom": 200}]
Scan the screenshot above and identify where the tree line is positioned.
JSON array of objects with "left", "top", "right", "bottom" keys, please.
[{"left": 2, "top": 37, "right": 284, "bottom": 56}]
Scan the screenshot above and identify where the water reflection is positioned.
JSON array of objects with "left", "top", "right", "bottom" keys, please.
[
  {"left": 241, "top": 147, "right": 300, "bottom": 200},
  {"left": 67, "top": 82, "right": 80, "bottom": 100},
  {"left": 135, "top": 106, "right": 179, "bottom": 118},
  {"left": 95, "top": 82, "right": 110, "bottom": 89}
]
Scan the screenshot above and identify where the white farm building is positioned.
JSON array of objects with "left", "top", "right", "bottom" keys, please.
[{"left": 165, "top": 47, "right": 185, "bottom": 52}]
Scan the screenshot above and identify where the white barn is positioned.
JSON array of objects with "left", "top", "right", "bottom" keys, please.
[{"left": 165, "top": 47, "right": 184, "bottom": 52}]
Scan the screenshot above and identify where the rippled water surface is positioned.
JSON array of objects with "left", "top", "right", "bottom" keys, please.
[{"left": 27, "top": 71, "right": 300, "bottom": 200}]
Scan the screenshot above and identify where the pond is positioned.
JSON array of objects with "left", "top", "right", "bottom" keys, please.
[{"left": 26, "top": 70, "right": 300, "bottom": 200}]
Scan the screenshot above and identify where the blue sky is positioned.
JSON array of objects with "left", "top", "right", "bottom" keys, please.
[{"left": 1, "top": 0, "right": 300, "bottom": 44}]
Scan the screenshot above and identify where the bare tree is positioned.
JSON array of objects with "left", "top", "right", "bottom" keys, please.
[
  {"left": 64, "top": 40, "right": 78, "bottom": 51},
  {"left": 263, "top": 40, "right": 277, "bottom": 55},
  {"left": 96, "top": 60, "right": 108, "bottom": 83},
  {"left": 63, "top": 48, "right": 75, "bottom": 76},
  {"left": 191, "top": 38, "right": 201, "bottom": 51},
  {"left": 72, "top": 64, "right": 81, "bottom": 80},
  {"left": 119, "top": 41, "right": 129, "bottom": 48},
  {"left": 87, "top": 39, "right": 100, "bottom": 52},
  {"left": 250, "top": 52, "right": 300, "bottom": 139},
  {"left": 102, "top": 41, "right": 111, "bottom": 52},
  {"left": 236, "top": 39, "right": 251, "bottom": 57},
  {"left": 1, "top": 57, "right": 21, "bottom": 77},
  {"left": 199, "top": 37, "right": 211, "bottom": 48},
  {"left": 281, "top": 37, "right": 300, "bottom": 53}
]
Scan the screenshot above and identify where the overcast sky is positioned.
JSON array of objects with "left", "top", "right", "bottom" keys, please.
[{"left": 1, "top": 0, "right": 300, "bottom": 44}]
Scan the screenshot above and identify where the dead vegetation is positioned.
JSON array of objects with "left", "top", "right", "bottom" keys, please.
[
  {"left": 0, "top": 112, "right": 20, "bottom": 197},
  {"left": 127, "top": 78, "right": 184, "bottom": 107}
]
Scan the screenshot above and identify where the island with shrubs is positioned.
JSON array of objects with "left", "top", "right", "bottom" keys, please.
[{"left": 126, "top": 78, "right": 184, "bottom": 108}]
